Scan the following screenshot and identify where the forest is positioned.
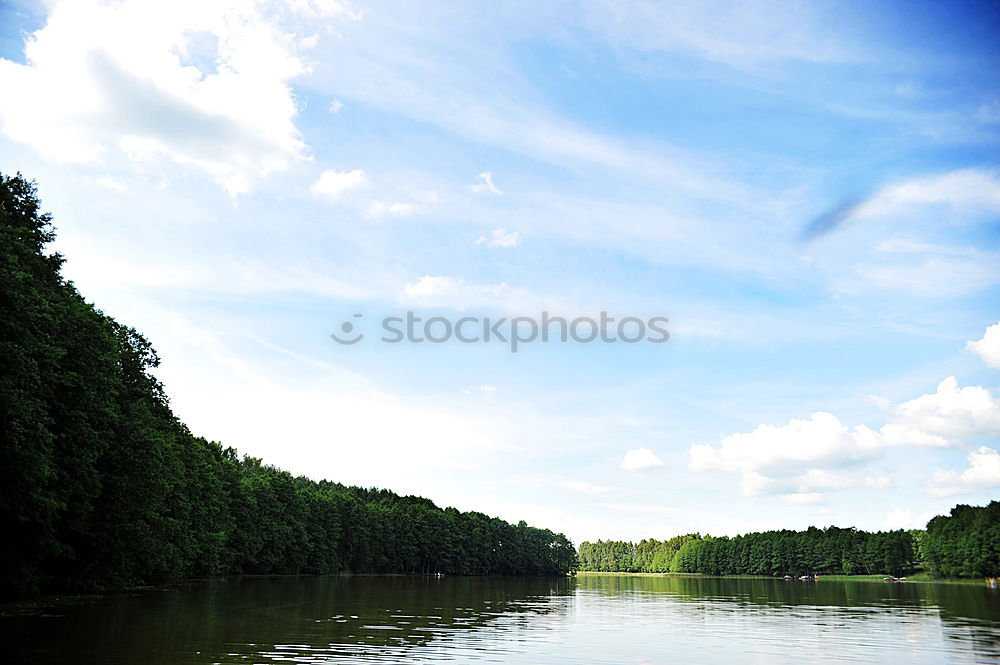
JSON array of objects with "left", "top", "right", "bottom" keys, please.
[
  {"left": 0, "top": 173, "right": 577, "bottom": 597},
  {"left": 921, "top": 501, "right": 1000, "bottom": 578},
  {"left": 580, "top": 528, "right": 915, "bottom": 577},
  {"left": 579, "top": 502, "right": 1000, "bottom": 579}
]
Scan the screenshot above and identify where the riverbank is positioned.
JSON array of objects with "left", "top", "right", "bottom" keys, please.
[{"left": 574, "top": 571, "right": 989, "bottom": 585}]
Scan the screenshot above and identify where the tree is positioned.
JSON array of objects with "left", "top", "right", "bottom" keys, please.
[{"left": 0, "top": 172, "right": 577, "bottom": 597}]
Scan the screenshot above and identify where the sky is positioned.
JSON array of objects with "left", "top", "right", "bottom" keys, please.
[{"left": 0, "top": 0, "right": 998, "bottom": 545}]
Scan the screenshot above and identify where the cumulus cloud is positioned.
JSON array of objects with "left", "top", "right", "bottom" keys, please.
[
  {"left": 0, "top": 0, "right": 349, "bottom": 195},
  {"left": 690, "top": 412, "right": 878, "bottom": 495},
  {"left": 310, "top": 169, "right": 366, "bottom": 200},
  {"left": 471, "top": 171, "right": 503, "bottom": 195},
  {"left": 476, "top": 228, "right": 521, "bottom": 248},
  {"left": 967, "top": 321, "right": 1000, "bottom": 369},
  {"left": 930, "top": 447, "right": 1000, "bottom": 497},
  {"left": 884, "top": 377, "right": 1000, "bottom": 445},
  {"left": 690, "top": 378, "right": 1000, "bottom": 495},
  {"left": 620, "top": 447, "right": 663, "bottom": 471}
]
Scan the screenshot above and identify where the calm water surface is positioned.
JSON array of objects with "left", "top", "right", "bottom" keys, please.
[{"left": 3, "top": 575, "right": 999, "bottom": 664}]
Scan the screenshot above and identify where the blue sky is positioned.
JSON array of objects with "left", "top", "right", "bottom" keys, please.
[{"left": 0, "top": 0, "right": 998, "bottom": 543}]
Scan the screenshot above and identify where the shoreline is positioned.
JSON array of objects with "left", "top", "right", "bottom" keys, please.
[
  {"left": 3, "top": 570, "right": 990, "bottom": 611},
  {"left": 574, "top": 571, "right": 988, "bottom": 585}
]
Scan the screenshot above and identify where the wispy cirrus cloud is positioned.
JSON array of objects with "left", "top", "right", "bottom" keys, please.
[
  {"left": 804, "top": 169, "right": 1000, "bottom": 240},
  {"left": 476, "top": 228, "right": 521, "bottom": 248},
  {"left": 471, "top": 171, "right": 503, "bottom": 196}
]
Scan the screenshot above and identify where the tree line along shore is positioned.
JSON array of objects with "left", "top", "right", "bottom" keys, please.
[
  {"left": 0, "top": 173, "right": 576, "bottom": 598},
  {"left": 577, "top": 501, "right": 999, "bottom": 580}
]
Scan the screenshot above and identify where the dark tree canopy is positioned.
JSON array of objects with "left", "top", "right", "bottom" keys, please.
[
  {"left": 921, "top": 501, "right": 1000, "bottom": 578},
  {"left": 0, "top": 173, "right": 576, "bottom": 597}
]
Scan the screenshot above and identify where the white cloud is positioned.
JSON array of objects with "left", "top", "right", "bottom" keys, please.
[
  {"left": 558, "top": 480, "right": 619, "bottom": 495},
  {"left": 366, "top": 200, "right": 418, "bottom": 218},
  {"left": 854, "top": 169, "right": 1000, "bottom": 220},
  {"left": 690, "top": 412, "right": 877, "bottom": 495},
  {"left": 814, "top": 170, "right": 1000, "bottom": 299},
  {"left": 579, "top": 0, "right": 852, "bottom": 66},
  {"left": 837, "top": 257, "right": 1000, "bottom": 298},
  {"left": 365, "top": 189, "right": 439, "bottom": 218},
  {"left": 690, "top": 378, "right": 1000, "bottom": 495},
  {"left": 689, "top": 413, "right": 864, "bottom": 472},
  {"left": 461, "top": 384, "right": 497, "bottom": 395},
  {"left": 95, "top": 176, "right": 126, "bottom": 191},
  {"left": 885, "top": 377, "right": 1000, "bottom": 445},
  {"left": 398, "top": 275, "right": 527, "bottom": 310},
  {"left": 884, "top": 508, "right": 915, "bottom": 530},
  {"left": 779, "top": 492, "right": 824, "bottom": 505},
  {"left": 476, "top": 228, "right": 521, "bottom": 248},
  {"left": 620, "top": 447, "right": 663, "bottom": 471},
  {"left": 310, "top": 169, "right": 366, "bottom": 201},
  {"left": 329, "top": 98, "right": 344, "bottom": 112},
  {"left": 864, "top": 475, "right": 892, "bottom": 489},
  {"left": 967, "top": 321, "right": 1000, "bottom": 369},
  {"left": 0, "top": 0, "right": 346, "bottom": 195},
  {"left": 471, "top": 171, "right": 503, "bottom": 195},
  {"left": 930, "top": 447, "right": 1000, "bottom": 497}
]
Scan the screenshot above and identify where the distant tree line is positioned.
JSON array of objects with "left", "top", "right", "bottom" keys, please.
[
  {"left": 580, "top": 527, "right": 916, "bottom": 577},
  {"left": 920, "top": 502, "right": 999, "bottom": 578},
  {"left": 581, "top": 505, "right": 1000, "bottom": 579},
  {"left": 0, "top": 173, "right": 576, "bottom": 597},
  {"left": 577, "top": 535, "right": 700, "bottom": 573}
]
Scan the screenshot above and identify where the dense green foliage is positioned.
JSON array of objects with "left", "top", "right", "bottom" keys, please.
[
  {"left": 583, "top": 506, "right": 1000, "bottom": 579},
  {"left": 0, "top": 173, "right": 576, "bottom": 597},
  {"left": 921, "top": 502, "right": 1000, "bottom": 578},
  {"left": 581, "top": 527, "right": 917, "bottom": 577},
  {"left": 577, "top": 534, "right": 700, "bottom": 572}
]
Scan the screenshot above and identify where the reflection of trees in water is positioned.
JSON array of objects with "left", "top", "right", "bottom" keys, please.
[
  {"left": 5, "top": 575, "right": 998, "bottom": 664},
  {"left": 576, "top": 575, "right": 1000, "bottom": 660},
  {"left": 1, "top": 575, "right": 577, "bottom": 664},
  {"left": 249, "top": 575, "right": 577, "bottom": 659}
]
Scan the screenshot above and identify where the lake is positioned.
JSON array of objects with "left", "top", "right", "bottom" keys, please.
[{"left": 3, "top": 574, "right": 998, "bottom": 664}]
